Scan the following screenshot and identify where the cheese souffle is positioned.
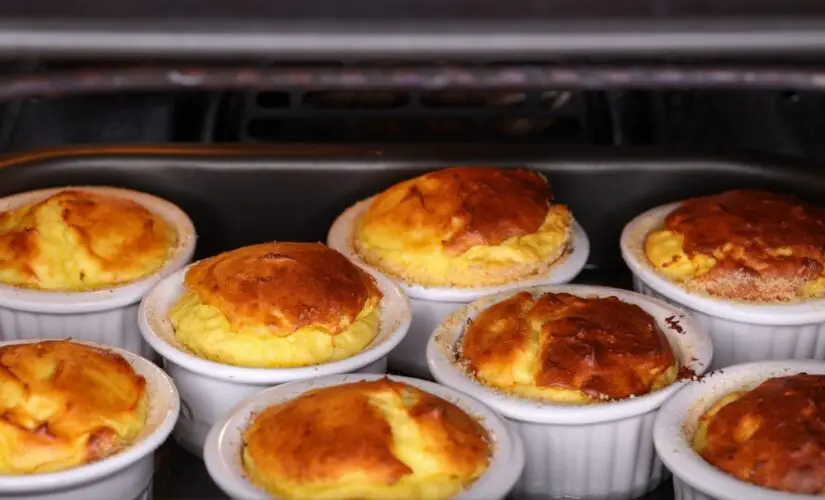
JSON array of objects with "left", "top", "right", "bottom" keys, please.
[
  {"left": 242, "top": 378, "right": 491, "bottom": 499},
  {"left": 0, "top": 340, "right": 147, "bottom": 474},
  {"left": 0, "top": 189, "right": 177, "bottom": 291},
  {"left": 644, "top": 189, "right": 825, "bottom": 302},
  {"left": 693, "top": 374, "right": 825, "bottom": 495},
  {"left": 460, "top": 291, "right": 679, "bottom": 403},
  {"left": 354, "top": 166, "right": 573, "bottom": 288},
  {"left": 168, "top": 242, "right": 383, "bottom": 368}
]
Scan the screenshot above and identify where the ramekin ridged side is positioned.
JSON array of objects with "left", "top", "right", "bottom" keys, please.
[
  {"left": 0, "top": 338, "right": 179, "bottom": 500},
  {"left": 513, "top": 413, "right": 666, "bottom": 499},
  {"left": 654, "top": 360, "right": 825, "bottom": 500},
  {"left": 0, "top": 186, "right": 197, "bottom": 358},
  {"left": 203, "top": 373, "right": 525, "bottom": 500},
  {"left": 138, "top": 263, "right": 412, "bottom": 456},
  {"left": 621, "top": 202, "right": 825, "bottom": 371},
  {"left": 428, "top": 285, "right": 713, "bottom": 500},
  {"left": 671, "top": 478, "right": 716, "bottom": 500},
  {"left": 0, "top": 304, "right": 147, "bottom": 357},
  {"left": 327, "top": 196, "right": 590, "bottom": 379}
]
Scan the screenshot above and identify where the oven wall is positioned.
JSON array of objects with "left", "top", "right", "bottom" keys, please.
[{"left": 3, "top": 90, "right": 825, "bottom": 161}]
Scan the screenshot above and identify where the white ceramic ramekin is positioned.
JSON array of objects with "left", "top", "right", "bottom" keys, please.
[
  {"left": 428, "top": 284, "right": 713, "bottom": 500},
  {"left": 328, "top": 196, "right": 590, "bottom": 379},
  {"left": 138, "top": 263, "right": 412, "bottom": 457},
  {"left": 0, "top": 338, "right": 179, "bottom": 500},
  {"left": 204, "top": 372, "right": 525, "bottom": 500},
  {"left": 654, "top": 359, "right": 825, "bottom": 500},
  {"left": 622, "top": 202, "right": 825, "bottom": 371},
  {"left": 0, "top": 186, "right": 196, "bottom": 358}
]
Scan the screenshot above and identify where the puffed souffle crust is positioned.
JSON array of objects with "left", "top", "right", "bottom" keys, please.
[
  {"left": 459, "top": 291, "right": 679, "bottom": 404},
  {"left": 644, "top": 189, "right": 825, "bottom": 302},
  {"left": 0, "top": 189, "right": 177, "bottom": 291},
  {"left": 353, "top": 166, "right": 573, "bottom": 288},
  {"left": 242, "top": 378, "right": 491, "bottom": 499},
  {"left": 694, "top": 373, "right": 825, "bottom": 495},
  {"left": 0, "top": 340, "right": 147, "bottom": 474},
  {"left": 168, "top": 242, "right": 384, "bottom": 368}
]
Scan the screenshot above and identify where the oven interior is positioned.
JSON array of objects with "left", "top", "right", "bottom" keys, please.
[{"left": 2, "top": 6, "right": 825, "bottom": 497}]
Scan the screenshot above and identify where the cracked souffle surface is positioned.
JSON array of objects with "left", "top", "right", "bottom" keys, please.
[
  {"left": 354, "top": 166, "right": 572, "bottom": 288},
  {"left": 694, "top": 374, "right": 825, "bottom": 494},
  {"left": 645, "top": 189, "right": 825, "bottom": 302},
  {"left": 169, "top": 242, "right": 383, "bottom": 368},
  {"left": 0, "top": 189, "right": 177, "bottom": 291},
  {"left": 242, "top": 379, "right": 490, "bottom": 499},
  {"left": 459, "top": 291, "right": 678, "bottom": 404},
  {"left": 0, "top": 340, "right": 147, "bottom": 474}
]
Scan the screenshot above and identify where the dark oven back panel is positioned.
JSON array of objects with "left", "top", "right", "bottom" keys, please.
[
  {"left": 4, "top": 90, "right": 825, "bottom": 163},
  {"left": 213, "top": 89, "right": 611, "bottom": 145}
]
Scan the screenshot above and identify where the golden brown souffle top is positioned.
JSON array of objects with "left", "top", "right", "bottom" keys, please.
[
  {"left": 0, "top": 341, "right": 147, "bottom": 474},
  {"left": 697, "top": 374, "right": 825, "bottom": 494},
  {"left": 184, "top": 242, "right": 382, "bottom": 335},
  {"left": 0, "top": 189, "right": 176, "bottom": 290},
  {"left": 370, "top": 166, "right": 552, "bottom": 256},
  {"left": 461, "top": 291, "right": 678, "bottom": 402},
  {"left": 243, "top": 379, "right": 490, "bottom": 498},
  {"left": 661, "top": 189, "right": 825, "bottom": 301}
]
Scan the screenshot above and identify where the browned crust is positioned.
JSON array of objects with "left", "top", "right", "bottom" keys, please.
[
  {"left": 0, "top": 189, "right": 175, "bottom": 283},
  {"left": 664, "top": 189, "right": 825, "bottom": 301},
  {"left": 357, "top": 166, "right": 552, "bottom": 255},
  {"left": 461, "top": 291, "right": 676, "bottom": 400},
  {"left": 243, "top": 379, "right": 490, "bottom": 488},
  {"left": 0, "top": 340, "right": 146, "bottom": 471},
  {"left": 700, "top": 374, "right": 825, "bottom": 494},
  {"left": 185, "top": 242, "right": 382, "bottom": 335}
]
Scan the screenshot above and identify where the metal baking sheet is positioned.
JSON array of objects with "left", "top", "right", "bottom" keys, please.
[
  {"left": 1, "top": 0, "right": 825, "bottom": 59},
  {"left": 1, "top": 144, "right": 824, "bottom": 499}
]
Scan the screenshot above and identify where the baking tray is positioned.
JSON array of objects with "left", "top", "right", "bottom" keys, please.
[
  {"left": 2, "top": 144, "right": 825, "bottom": 499},
  {"left": 1, "top": 0, "right": 825, "bottom": 59}
]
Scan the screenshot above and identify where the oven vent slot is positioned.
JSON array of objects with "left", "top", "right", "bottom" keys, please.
[{"left": 221, "top": 89, "right": 609, "bottom": 144}]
